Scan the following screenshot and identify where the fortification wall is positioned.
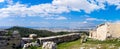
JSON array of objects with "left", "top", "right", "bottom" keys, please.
[{"left": 37, "top": 33, "right": 80, "bottom": 45}]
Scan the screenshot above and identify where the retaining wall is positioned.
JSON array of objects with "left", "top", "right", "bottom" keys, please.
[{"left": 37, "top": 33, "right": 80, "bottom": 45}]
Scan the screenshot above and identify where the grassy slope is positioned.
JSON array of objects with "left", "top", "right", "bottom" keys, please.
[
  {"left": 57, "top": 38, "right": 120, "bottom": 49},
  {"left": 35, "top": 39, "right": 81, "bottom": 49},
  {"left": 32, "top": 38, "right": 120, "bottom": 49},
  {"left": 57, "top": 39, "right": 81, "bottom": 49}
]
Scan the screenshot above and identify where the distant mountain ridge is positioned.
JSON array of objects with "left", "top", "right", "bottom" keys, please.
[{"left": 6, "top": 26, "right": 58, "bottom": 37}]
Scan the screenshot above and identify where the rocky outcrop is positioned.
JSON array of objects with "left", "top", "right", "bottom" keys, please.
[
  {"left": 42, "top": 41, "right": 56, "bottom": 49},
  {"left": 0, "top": 30, "right": 21, "bottom": 49},
  {"left": 22, "top": 41, "right": 39, "bottom": 49}
]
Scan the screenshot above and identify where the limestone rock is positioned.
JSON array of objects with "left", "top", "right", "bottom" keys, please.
[{"left": 42, "top": 41, "right": 56, "bottom": 49}]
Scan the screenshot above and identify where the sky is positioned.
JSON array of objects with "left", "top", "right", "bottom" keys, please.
[{"left": 0, "top": 0, "right": 120, "bottom": 29}]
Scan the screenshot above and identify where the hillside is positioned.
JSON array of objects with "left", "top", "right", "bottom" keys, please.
[
  {"left": 6, "top": 26, "right": 88, "bottom": 37},
  {"left": 6, "top": 26, "right": 57, "bottom": 37}
]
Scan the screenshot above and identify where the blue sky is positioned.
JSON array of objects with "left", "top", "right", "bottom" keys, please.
[{"left": 0, "top": 0, "right": 120, "bottom": 29}]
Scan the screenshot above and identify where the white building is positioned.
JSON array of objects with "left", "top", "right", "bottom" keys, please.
[{"left": 89, "top": 22, "right": 120, "bottom": 41}]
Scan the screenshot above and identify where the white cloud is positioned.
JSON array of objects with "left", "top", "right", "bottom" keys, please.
[
  {"left": 0, "top": 0, "right": 4, "bottom": 2},
  {"left": 52, "top": 0, "right": 120, "bottom": 12},
  {"left": 55, "top": 16, "right": 67, "bottom": 20},
  {"left": 0, "top": 2, "right": 69, "bottom": 18},
  {"left": 105, "top": 0, "right": 120, "bottom": 10},
  {"left": 82, "top": 21, "right": 88, "bottom": 24},
  {"left": 30, "top": 22, "right": 51, "bottom": 27},
  {"left": 7, "top": 0, "right": 13, "bottom": 5},
  {"left": 0, "top": 3, "right": 27, "bottom": 18},
  {"left": 86, "top": 18, "right": 98, "bottom": 21},
  {"left": 29, "top": 3, "right": 69, "bottom": 15},
  {"left": 106, "top": 0, "right": 120, "bottom": 5},
  {"left": 113, "top": 20, "right": 120, "bottom": 23},
  {"left": 0, "top": 0, "right": 120, "bottom": 19},
  {"left": 45, "top": 16, "right": 67, "bottom": 20},
  {"left": 116, "top": 4, "right": 120, "bottom": 10},
  {"left": 52, "top": 0, "right": 104, "bottom": 13},
  {"left": 67, "top": 21, "right": 95, "bottom": 29},
  {"left": 86, "top": 17, "right": 107, "bottom": 21}
]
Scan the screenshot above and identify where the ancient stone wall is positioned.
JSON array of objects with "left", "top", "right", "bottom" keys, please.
[{"left": 37, "top": 33, "right": 80, "bottom": 45}]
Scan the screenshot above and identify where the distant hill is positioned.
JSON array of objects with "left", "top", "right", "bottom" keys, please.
[
  {"left": 5, "top": 26, "right": 89, "bottom": 37},
  {"left": 6, "top": 26, "right": 57, "bottom": 37}
]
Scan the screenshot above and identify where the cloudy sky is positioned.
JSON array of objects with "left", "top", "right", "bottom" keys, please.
[{"left": 0, "top": 0, "right": 120, "bottom": 29}]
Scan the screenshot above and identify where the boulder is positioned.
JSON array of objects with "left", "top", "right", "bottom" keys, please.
[{"left": 42, "top": 41, "right": 56, "bottom": 49}]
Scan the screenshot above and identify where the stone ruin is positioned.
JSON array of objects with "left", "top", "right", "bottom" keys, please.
[
  {"left": 0, "top": 30, "right": 21, "bottom": 49},
  {"left": 21, "top": 33, "right": 80, "bottom": 49},
  {"left": 80, "top": 34, "right": 87, "bottom": 43},
  {"left": 22, "top": 41, "right": 39, "bottom": 49},
  {"left": 42, "top": 41, "right": 56, "bottom": 49},
  {"left": 37, "top": 33, "right": 80, "bottom": 45}
]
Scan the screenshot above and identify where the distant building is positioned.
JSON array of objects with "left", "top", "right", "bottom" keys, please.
[{"left": 89, "top": 22, "right": 120, "bottom": 41}]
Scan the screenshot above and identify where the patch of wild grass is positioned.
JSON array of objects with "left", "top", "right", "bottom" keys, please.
[
  {"left": 86, "top": 38, "right": 120, "bottom": 46},
  {"left": 34, "top": 38, "right": 120, "bottom": 49},
  {"left": 57, "top": 39, "right": 81, "bottom": 49}
]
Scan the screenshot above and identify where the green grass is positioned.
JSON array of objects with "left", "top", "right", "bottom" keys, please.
[
  {"left": 34, "top": 39, "right": 81, "bottom": 49},
  {"left": 86, "top": 38, "right": 120, "bottom": 46},
  {"left": 80, "top": 38, "right": 120, "bottom": 49},
  {"left": 57, "top": 38, "right": 120, "bottom": 49},
  {"left": 57, "top": 39, "right": 81, "bottom": 49},
  {"left": 30, "top": 38, "right": 120, "bottom": 49}
]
